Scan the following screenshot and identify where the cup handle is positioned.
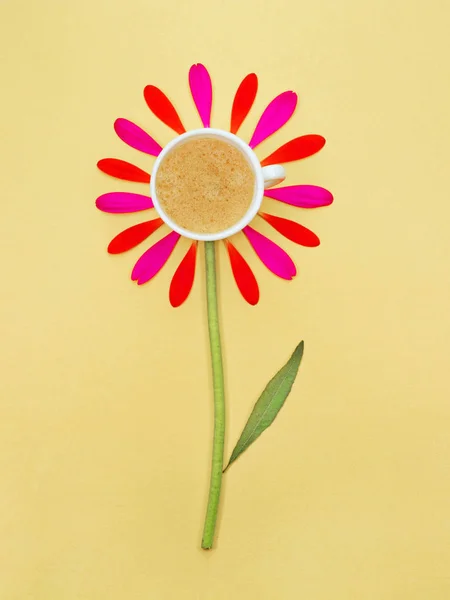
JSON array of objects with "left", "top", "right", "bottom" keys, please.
[{"left": 261, "top": 164, "right": 285, "bottom": 189}]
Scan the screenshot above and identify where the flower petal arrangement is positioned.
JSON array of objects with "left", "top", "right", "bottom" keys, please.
[
  {"left": 96, "top": 64, "right": 332, "bottom": 306},
  {"left": 95, "top": 63, "right": 333, "bottom": 549}
]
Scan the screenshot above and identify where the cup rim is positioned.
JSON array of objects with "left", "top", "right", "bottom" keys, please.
[{"left": 150, "top": 128, "right": 264, "bottom": 241}]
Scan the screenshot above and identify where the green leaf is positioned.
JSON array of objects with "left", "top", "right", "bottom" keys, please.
[{"left": 224, "top": 341, "right": 304, "bottom": 471}]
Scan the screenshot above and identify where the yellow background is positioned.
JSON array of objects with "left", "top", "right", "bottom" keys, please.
[{"left": 1, "top": 0, "right": 449, "bottom": 598}]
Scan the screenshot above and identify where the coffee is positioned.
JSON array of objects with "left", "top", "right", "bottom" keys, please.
[{"left": 155, "top": 137, "right": 255, "bottom": 234}]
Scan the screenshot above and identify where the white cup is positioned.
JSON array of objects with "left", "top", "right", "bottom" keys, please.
[{"left": 150, "top": 128, "right": 285, "bottom": 241}]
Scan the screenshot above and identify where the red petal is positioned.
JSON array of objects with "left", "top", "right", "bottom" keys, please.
[
  {"left": 107, "top": 219, "right": 163, "bottom": 254},
  {"left": 260, "top": 135, "right": 326, "bottom": 166},
  {"left": 260, "top": 213, "right": 320, "bottom": 247},
  {"left": 230, "top": 73, "right": 258, "bottom": 135},
  {"left": 97, "top": 158, "right": 150, "bottom": 183},
  {"left": 225, "top": 241, "right": 259, "bottom": 305},
  {"left": 144, "top": 86, "right": 186, "bottom": 135},
  {"left": 169, "top": 242, "right": 197, "bottom": 307}
]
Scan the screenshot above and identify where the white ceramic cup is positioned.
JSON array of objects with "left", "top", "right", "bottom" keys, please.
[{"left": 150, "top": 128, "right": 285, "bottom": 241}]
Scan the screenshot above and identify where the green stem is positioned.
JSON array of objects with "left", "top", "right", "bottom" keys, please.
[{"left": 201, "top": 241, "right": 226, "bottom": 550}]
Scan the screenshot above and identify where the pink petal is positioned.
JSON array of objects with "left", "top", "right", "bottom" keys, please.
[
  {"left": 131, "top": 231, "right": 180, "bottom": 285},
  {"left": 243, "top": 226, "right": 296, "bottom": 280},
  {"left": 249, "top": 91, "right": 297, "bottom": 149},
  {"left": 96, "top": 192, "right": 154, "bottom": 213},
  {"left": 189, "top": 64, "right": 212, "bottom": 128},
  {"left": 264, "top": 185, "right": 334, "bottom": 208},
  {"left": 114, "top": 118, "right": 163, "bottom": 156}
]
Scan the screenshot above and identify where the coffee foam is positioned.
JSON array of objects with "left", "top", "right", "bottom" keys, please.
[{"left": 155, "top": 138, "right": 255, "bottom": 234}]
